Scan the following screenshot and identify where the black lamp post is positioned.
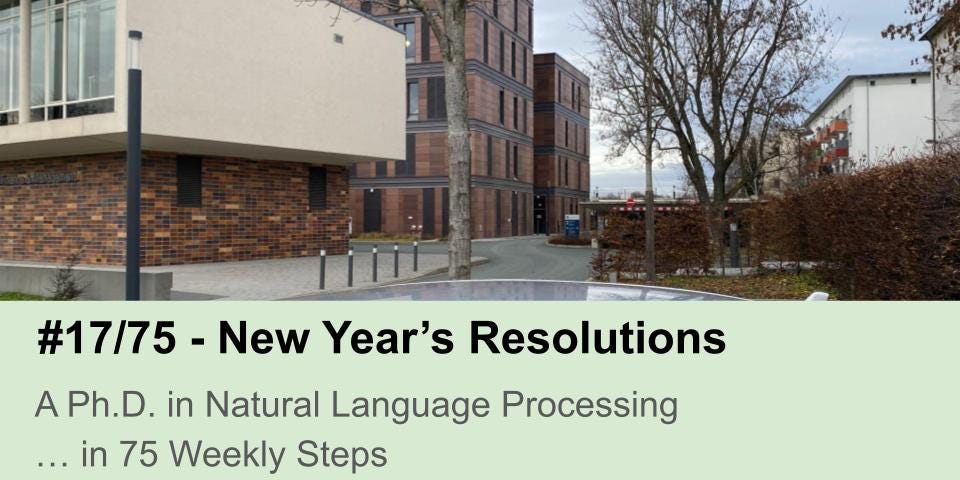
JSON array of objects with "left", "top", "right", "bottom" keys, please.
[{"left": 126, "top": 30, "right": 143, "bottom": 301}]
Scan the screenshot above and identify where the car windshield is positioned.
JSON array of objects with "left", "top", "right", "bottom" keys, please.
[{"left": 295, "top": 280, "right": 744, "bottom": 301}]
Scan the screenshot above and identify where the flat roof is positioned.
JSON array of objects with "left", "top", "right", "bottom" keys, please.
[{"left": 803, "top": 71, "right": 930, "bottom": 128}]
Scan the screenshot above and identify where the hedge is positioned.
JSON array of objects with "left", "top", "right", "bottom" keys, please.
[
  {"left": 592, "top": 207, "right": 714, "bottom": 279},
  {"left": 749, "top": 154, "right": 960, "bottom": 300}
]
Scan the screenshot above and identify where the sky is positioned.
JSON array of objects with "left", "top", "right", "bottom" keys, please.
[{"left": 533, "top": 0, "right": 930, "bottom": 196}]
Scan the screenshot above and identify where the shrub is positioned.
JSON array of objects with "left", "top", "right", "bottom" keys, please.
[
  {"left": 748, "top": 155, "right": 960, "bottom": 300},
  {"left": 547, "top": 235, "right": 592, "bottom": 246},
  {"left": 48, "top": 251, "right": 89, "bottom": 301}
]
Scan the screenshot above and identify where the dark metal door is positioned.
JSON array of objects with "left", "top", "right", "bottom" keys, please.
[
  {"left": 511, "top": 192, "right": 519, "bottom": 236},
  {"left": 495, "top": 191, "right": 503, "bottom": 237},
  {"left": 363, "top": 189, "right": 382, "bottom": 233},
  {"left": 422, "top": 188, "right": 436, "bottom": 238},
  {"left": 534, "top": 195, "right": 547, "bottom": 234}
]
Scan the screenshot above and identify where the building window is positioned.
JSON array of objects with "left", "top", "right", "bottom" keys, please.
[
  {"left": 375, "top": 161, "right": 387, "bottom": 177},
  {"left": 565, "top": 120, "right": 569, "bottom": 147},
  {"left": 483, "top": 20, "right": 488, "bottom": 64},
  {"left": 498, "top": 30, "right": 504, "bottom": 72},
  {"left": 504, "top": 140, "right": 510, "bottom": 178},
  {"left": 487, "top": 135, "right": 493, "bottom": 176},
  {"left": 397, "top": 21, "right": 415, "bottom": 62},
  {"left": 176, "top": 156, "right": 203, "bottom": 208},
  {"left": 406, "top": 80, "right": 419, "bottom": 121},
  {"left": 30, "top": 0, "right": 117, "bottom": 122},
  {"left": 512, "top": 95, "right": 518, "bottom": 129},
  {"left": 514, "top": 0, "right": 518, "bottom": 31},
  {"left": 565, "top": 158, "right": 570, "bottom": 186},
  {"left": 493, "top": 0, "right": 498, "bottom": 18},
  {"left": 558, "top": 72, "right": 563, "bottom": 102},
  {"left": 427, "top": 77, "right": 446, "bottom": 119},
  {"left": 528, "top": 6, "right": 533, "bottom": 42},
  {"left": 421, "top": 17, "right": 430, "bottom": 61},
  {"left": 522, "top": 48, "right": 527, "bottom": 84},
  {"left": 510, "top": 41, "right": 516, "bottom": 77},
  {"left": 512, "top": 144, "right": 519, "bottom": 178},
  {"left": 522, "top": 98, "right": 527, "bottom": 134},
  {"left": 360, "top": 1, "right": 372, "bottom": 14},
  {"left": 397, "top": 133, "right": 415, "bottom": 176},
  {"left": 0, "top": 0, "right": 19, "bottom": 126},
  {"left": 309, "top": 166, "right": 328, "bottom": 210},
  {"left": 498, "top": 89, "right": 504, "bottom": 125}
]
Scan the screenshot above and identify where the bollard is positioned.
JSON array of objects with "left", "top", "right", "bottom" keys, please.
[
  {"left": 394, "top": 243, "right": 400, "bottom": 278},
  {"left": 348, "top": 247, "right": 354, "bottom": 287},
  {"left": 319, "top": 249, "right": 326, "bottom": 290},
  {"left": 413, "top": 241, "right": 419, "bottom": 272},
  {"left": 372, "top": 245, "right": 378, "bottom": 283}
]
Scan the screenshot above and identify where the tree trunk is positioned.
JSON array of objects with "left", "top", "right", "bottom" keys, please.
[
  {"left": 443, "top": 10, "right": 472, "bottom": 280},
  {"left": 644, "top": 158, "right": 656, "bottom": 282}
]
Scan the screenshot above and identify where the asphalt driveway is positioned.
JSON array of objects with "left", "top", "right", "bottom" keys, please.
[{"left": 351, "top": 236, "right": 594, "bottom": 283}]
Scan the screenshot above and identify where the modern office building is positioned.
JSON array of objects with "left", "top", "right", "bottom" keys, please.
[
  {"left": 0, "top": 0, "right": 405, "bottom": 266},
  {"left": 801, "top": 72, "right": 932, "bottom": 176},
  {"left": 533, "top": 53, "right": 590, "bottom": 234},
  {"left": 345, "top": 1, "right": 591, "bottom": 239}
]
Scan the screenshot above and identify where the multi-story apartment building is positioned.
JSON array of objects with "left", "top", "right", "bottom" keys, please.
[
  {"left": 802, "top": 72, "right": 931, "bottom": 176},
  {"left": 347, "top": 0, "right": 589, "bottom": 239},
  {"left": 922, "top": 17, "right": 960, "bottom": 150},
  {"left": 0, "top": 0, "right": 405, "bottom": 266},
  {"left": 533, "top": 53, "right": 590, "bottom": 234}
]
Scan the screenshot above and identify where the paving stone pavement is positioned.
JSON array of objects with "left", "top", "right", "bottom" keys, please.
[{"left": 144, "top": 252, "right": 478, "bottom": 300}]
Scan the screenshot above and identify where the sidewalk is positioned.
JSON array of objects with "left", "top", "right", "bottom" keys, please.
[{"left": 144, "top": 253, "right": 478, "bottom": 300}]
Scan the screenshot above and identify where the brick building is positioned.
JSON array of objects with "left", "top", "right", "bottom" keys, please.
[
  {"left": 533, "top": 53, "right": 591, "bottom": 234},
  {"left": 0, "top": 0, "right": 405, "bottom": 266},
  {"left": 346, "top": 1, "right": 590, "bottom": 239}
]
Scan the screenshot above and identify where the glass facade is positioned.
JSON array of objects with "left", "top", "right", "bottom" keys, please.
[
  {"left": 32, "top": 0, "right": 116, "bottom": 121},
  {"left": 0, "top": 0, "right": 19, "bottom": 125},
  {"left": 0, "top": 0, "right": 115, "bottom": 125}
]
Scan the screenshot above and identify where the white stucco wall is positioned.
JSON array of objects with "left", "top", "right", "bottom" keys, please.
[
  {"left": 1, "top": 0, "right": 406, "bottom": 165},
  {"left": 930, "top": 28, "right": 960, "bottom": 146},
  {"left": 805, "top": 73, "right": 932, "bottom": 168}
]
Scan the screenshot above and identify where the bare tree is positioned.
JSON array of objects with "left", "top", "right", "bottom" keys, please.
[
  {"left": 884, "top": 1, "right": 960, "bottom": 76},
  {"left": 588, "top": 3, "right": 665, "bottom": 281},
  {"left": 584, "top": 0, "right": 833, "bottom": 247},
  {"left": 320, "top": 0, "right": 491, "bottom": 279}
]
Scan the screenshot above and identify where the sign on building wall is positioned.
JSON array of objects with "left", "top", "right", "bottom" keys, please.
[{"left": 0, "top": 172, "right": 79, "bottom": 186}]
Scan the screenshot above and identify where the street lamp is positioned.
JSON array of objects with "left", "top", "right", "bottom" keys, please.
[{"left": 126, "top": 31, "right": 143, "bottom": 301}]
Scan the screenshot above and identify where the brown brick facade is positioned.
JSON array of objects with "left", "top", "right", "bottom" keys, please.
[
  {"left": 1, "top": 152, "right": 350, "bottom": 266},
  {"left": 534, "top": 53, "right": 592, "bottom": 235},
  {"left": 345, "top": 1, "right": 539, "bottom": 239}
]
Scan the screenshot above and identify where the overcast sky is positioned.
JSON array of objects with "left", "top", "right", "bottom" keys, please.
[{"left": 534, "top": 0, "right": 929, "bottom": 196}]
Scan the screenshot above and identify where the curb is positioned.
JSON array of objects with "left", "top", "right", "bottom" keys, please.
[
  {"left": 350, "top": 239, "right": 441, "bottom": 245},
  {"left": 544, "top": 241, "right": 596, "bottom": 250},
  {"left": 284, "top": 257, "right": 491, "bottom": 300}
]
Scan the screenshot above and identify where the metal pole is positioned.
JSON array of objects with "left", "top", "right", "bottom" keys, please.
[
  {"left": 372, "top": 245, "right": 378, "bottom": 283},
  {"left": 125, "top": 31, "right": 144, "bottom": 301},
  {"left": 394, "top": 243, "right": 399, "bottom": 278},
  {"left": 347, "top": 248, "right": 354, "bottom": 287},
  {"left": 319, "top": 249, "right": 326, "bottom": 290},
  {"left": 413, "top": 241, "right": 419, "bottom": 272},
  {"left": 730, "top": 223, "right": 741, "bottom": 269}
]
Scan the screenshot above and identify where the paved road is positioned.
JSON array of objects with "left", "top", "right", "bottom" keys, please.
[{"left": 352, "top": 236, "right": 594, "bottom": 283}]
